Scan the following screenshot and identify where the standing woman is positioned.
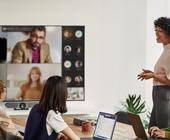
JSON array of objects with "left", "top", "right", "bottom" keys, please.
[
  {"left": 138, "top": 17, "right": 170, "bottom": 128},
  {"left": 15, "top": 66, "right": 43, "bottom": 100},
  {"left": 24, "top": 76, "right": 79, "bottom": 140}
]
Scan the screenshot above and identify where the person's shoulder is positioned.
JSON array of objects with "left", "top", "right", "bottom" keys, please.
[
  {"left": 32, "top": 104, "right": 39, "bottom": 109},
  {"left": 20, "top": 83, "right": 29, "bottom": 92},
  {"left": 30, "top": 104, "right": 39, "bottom": 113},
  {"left": 48, "top": 110, "right": 60, "bottom": 114},
  {"left": 12, "top": 41, "right": 24, "bottom": 52},
  {"left": 15, "top": 39, "right": 27, "bottom": 46},
  {"left": 14, "top": 39, "right": 29, "bottom": 50},
  {"left": 39, "top": 83, "right": 44, "bottom": 89},
  {"left": 47, "top": 110, "right": 62, "bottom": 120},
  {"left": 42, "top": 41, "right": 50, "bottom": 48}
]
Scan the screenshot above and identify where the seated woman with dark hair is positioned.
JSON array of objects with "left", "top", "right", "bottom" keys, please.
[
  {"left": 0, "top": 80, "right": 23, "bottom": 140},
  {"left": 24, "top": 76, "right": 79, "bottom": 140}
]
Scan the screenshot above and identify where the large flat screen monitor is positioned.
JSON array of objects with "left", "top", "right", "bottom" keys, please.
[{"left": 0, "top": 26, "right": 85, "bottom": 107}]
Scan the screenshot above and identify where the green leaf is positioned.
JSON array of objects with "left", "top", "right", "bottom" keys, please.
[
  {"left": 134, "top": 95, "right": 141, "bottom": 107},
  {"left": 123, "top": 94, "right": 146, "bottom": 114}
]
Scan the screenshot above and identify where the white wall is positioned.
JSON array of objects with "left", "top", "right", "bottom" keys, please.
[{"left": 0, "top": 0, "right": 147, "bottom": 114}]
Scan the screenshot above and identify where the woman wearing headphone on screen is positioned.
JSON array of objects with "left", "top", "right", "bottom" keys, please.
[{"left": 15, "top": 66, "right": 43, "bottom": 100}]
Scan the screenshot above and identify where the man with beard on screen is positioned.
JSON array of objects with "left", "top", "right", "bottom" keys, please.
[{"left": 11, "top": 26, "right": 52, "bottom": 63}]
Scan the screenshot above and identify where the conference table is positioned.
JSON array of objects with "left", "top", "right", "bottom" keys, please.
[{"left": 11, "top": 114, "right": 142, "bottom": 140}]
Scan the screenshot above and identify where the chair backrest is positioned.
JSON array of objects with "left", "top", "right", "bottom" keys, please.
[
  {"left": 24, "top": 104, "right": 57, "bottom": 140},
  {"left": 115, "top": 111, "right": 131, "bottom": 125}
]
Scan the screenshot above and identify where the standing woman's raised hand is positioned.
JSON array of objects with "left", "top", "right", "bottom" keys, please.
[{"left": 137, "top": 69, "right": 154, "bottom": 81}]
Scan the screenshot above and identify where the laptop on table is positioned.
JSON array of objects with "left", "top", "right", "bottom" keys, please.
[
  {"left": 81, "top": 112, "right": 117, "bottom": 140},
  {"left": 127, "top": 112, "right": 164, "bottom": 140}
]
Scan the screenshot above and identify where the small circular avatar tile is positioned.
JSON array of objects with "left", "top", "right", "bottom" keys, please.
[
  {"left": 64, "top": 60, "right": 72, "bottom": 68},
  {"left": 75, "top": 30, "right": 83, "bottom": 38}
]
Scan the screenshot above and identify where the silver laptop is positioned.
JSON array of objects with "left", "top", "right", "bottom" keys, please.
[
  {"left": 127, "top": 112, "right": 164, "bottom": 140},
  {"left": 81, "top": 112, "right": 117, "bottom": 140}
]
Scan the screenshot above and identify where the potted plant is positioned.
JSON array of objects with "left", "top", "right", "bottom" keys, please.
[
  {"left": 121, "top": 94, "right": 150, "bottom": 128},
  {"left": 123, "top": 94, "right": 146, "bottom": 114}
]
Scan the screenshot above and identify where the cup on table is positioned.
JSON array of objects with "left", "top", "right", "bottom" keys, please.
[{"left": 81, "top": 121, "right": 92, "bottom": 132}]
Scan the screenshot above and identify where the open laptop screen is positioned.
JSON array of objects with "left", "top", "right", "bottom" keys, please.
[{"left": 93, "top": 112, "right": 117, "bottom": 140}]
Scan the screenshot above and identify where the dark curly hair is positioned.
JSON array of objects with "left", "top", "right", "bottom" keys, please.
[{"left": 154, "top": 17, "right": 170, "bottom": 36}]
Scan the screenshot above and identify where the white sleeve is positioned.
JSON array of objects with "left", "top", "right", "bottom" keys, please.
[{"left": 46, "top": 110, "right": 68, "bottom": 135}]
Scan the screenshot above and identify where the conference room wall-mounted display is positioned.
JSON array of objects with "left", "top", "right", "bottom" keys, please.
[{"left": 0, "top": 26, "right": 85, "bottom": 103}]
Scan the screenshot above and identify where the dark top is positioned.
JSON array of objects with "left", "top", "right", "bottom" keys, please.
[{"left": 24, "top": 104, "right": 58, "bottom": 140}]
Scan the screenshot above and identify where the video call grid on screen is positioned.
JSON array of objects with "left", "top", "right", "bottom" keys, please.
[{"left": 0, "top": 25, "right": 85, "bottom": 101}]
